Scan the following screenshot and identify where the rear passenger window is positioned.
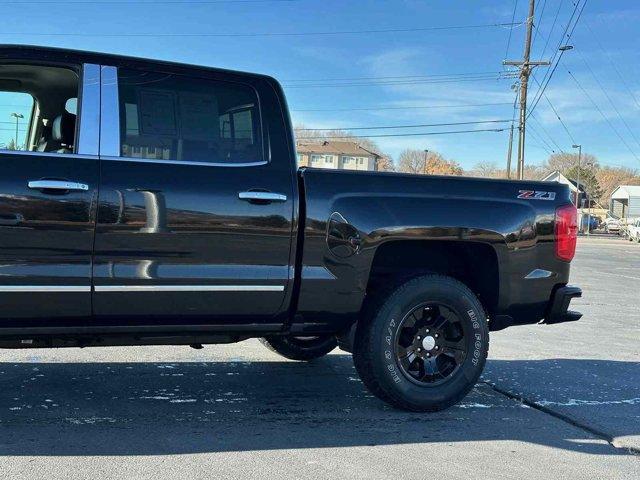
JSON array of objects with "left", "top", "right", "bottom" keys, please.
[{"left": 118, "top": 68, "right": 263, "bottom": 164}]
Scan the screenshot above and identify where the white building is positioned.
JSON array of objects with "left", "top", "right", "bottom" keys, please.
[
  {"left": 610, "top": 185, "right": 640, "bottom": 219},
  {"left": 542, "top": 170, "right": 588, "bottom": 206},
  {"left": 296, "top": 140, "right": 380, "bottom": 171}
]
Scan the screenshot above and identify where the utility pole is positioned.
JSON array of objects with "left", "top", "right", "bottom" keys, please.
[
  {"left": 506, "top": 122, "right": 514, "bottom": 179},
  {"left": 503, "top": 0, "right": 550, "bottom": 180}
]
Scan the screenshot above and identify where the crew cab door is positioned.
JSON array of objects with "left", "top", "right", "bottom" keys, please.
[
  {"left": 0, "top": 60, "right": 100, "bottom": 323},
  {"left": 93, "top": 65, "right": 296, "bottom": 325}
]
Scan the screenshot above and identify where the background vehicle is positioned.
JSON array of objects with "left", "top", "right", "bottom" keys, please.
[
  {"left": 603, "top": 216, "right": 622, "bottom": 234},
  {"left": 628, "top": 219, "right": 640, "bottom": 243},
  {"left": 580, "top": 213, "right": 599, "bottom": 233},
  {"left": 0, "top": 45, "right": 581, "bottom": 412}
]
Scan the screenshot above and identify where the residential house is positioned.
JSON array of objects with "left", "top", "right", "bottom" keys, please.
[
  {"left": 542, "top": 170, "right": 589, "bottom": 206},
  {"left": 610, "top": 185, "right": 640, "bottom": 219},
  {"left": 296, "top": 140, "right": 380, "bottom": 171}
]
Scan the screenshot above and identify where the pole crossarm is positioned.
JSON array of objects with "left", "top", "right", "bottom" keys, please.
[{"left": 503, "top": 60, "right": 551, "bottom": 66}]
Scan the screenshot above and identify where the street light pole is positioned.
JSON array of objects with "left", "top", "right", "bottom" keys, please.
[
  {"left": 423, "top": 149, "right": 429, "bottom": 175},
  {"left": 572, "top": 144, "right": 582, "bottom": 232},
  {"left": 10, "top": 113, "right": 24, "bottom": 150},
  {"left": 572, "top": 144, "right": 582, "bottom": 207}
]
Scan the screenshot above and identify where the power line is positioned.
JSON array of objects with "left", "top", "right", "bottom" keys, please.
[
  {"left": 581, "top": 16, "right": 640, "bottom": 112},
  {"left": 566, "top": 69, "right": 640, "bottom": 164},
  {"left": 575, "top": 47, "right": 640, "bottom": 150},
  {"left": 298, "top": 119, "right": 512, "bottom": 132},
  {"left": 526, "top": 126, "right": 554, "bottom": 154},
  {"left": 291, "top": 102, "right": 513, "bottom": 113},
  {"left": 283, "top": 75, "right": 508, "bottom": 89},
  {"left": 305, "top": 128, "right": 507, "bottom": 139},
  {"left": 530, "top": 0, "right": 582, "bottom": 94},
  {"left": 527, "top": 141, "right": 554, "bottom": 153},
  {"left": 1, "top": 0, "right": 299, "bottom": 3},
  {"left": 529, "top": 112, "right": 564, "bottom": 152},
  {"left": 0, "top": 22, "right": 523, "bottom": 38},
  {"left": 538, "top": 0, "right": 565, "bottom": 61},
  {"left": 284, "top": 71, "right": 502, "bottom": 82},
  {"left": 527, "top": 0, "right": 586, "bottom": 117},
  {"left": 531, "top": 0, "right": 548, "bottom": 46},
  {"left": 530, "top": 76, "right": 576, "bottom": 144},
  {"left": 504, "top": 0, "right": 520, "bottom": 62}
]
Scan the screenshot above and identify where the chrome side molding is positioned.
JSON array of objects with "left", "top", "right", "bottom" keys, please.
[
  {"left": 0, "top": 286, "right": 91, "bottom": 292},
  {"left": 0, "top": 285, "right": 285, "bottom": 292},
  {"left": 94, "top": 285, "right": 285, "bottom": 292}
]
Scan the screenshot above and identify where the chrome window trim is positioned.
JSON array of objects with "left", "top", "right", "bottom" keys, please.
[
  {"left": 94, "top": 285, "right": 285, "bottom": 292},
  {"left": 99, "top": 65, "right": 121, "bottom": 157},
  {"left": 0, "top": 150, "right": 98, "bottom": 161},
  {"left": 100, "top": 155, "right": 268, "bottom": 168},
  {"left": 77, "top": 63, "right": 101, "bottom": 156},
  {"left": 0, "top": 286, "right": 91, "bottom": 292}
]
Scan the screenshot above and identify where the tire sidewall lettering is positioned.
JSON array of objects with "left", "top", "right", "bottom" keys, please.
[{"left": 380, "top": 293, "right": 486, "bottom": 386}]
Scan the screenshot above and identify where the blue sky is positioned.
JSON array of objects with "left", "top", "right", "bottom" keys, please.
[{"left": 0, "top": 0, "right": 638, "bottom": 171}]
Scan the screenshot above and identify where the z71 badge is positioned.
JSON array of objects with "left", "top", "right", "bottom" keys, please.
[{"left": 517, "top": 190, "right": 556, "bottom": 200}]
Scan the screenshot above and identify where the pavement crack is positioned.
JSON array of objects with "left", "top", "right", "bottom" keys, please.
[{"left": 481, "top": 380, "right": 640, "bottom": 457}]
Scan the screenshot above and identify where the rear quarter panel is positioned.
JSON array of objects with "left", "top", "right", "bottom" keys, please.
[{"left": 295, "top": 169, "right": 573, "bottom": 332}]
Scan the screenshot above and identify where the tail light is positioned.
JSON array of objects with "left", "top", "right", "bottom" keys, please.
[{"left": 555, "top": 204, "right": 578, "bottom": 261}]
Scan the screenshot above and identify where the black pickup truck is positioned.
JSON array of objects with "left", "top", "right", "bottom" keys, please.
[{"left": 0, "top": 45, "right": 581, "bottom": 411}]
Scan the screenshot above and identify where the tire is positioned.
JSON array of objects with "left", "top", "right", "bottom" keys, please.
[
  {"left": 353, "top": 274, "right": 489, "bottom": 412},
  {"left": 260, "top": 335, "right": 337, "bottom": 361}
]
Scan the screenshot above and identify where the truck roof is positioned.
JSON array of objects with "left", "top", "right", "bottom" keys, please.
[{"left": 0, "top": 44, "right": 275, "bottom": 83}]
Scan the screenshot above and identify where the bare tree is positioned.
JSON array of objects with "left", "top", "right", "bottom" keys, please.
[
  {"left": 397, "top": 149, "right": 426, "bottom": 174},
  {"left": 293, "top": 123, "right": 322, "bottom": 141},
  {"left": 397, "top": 149, "right": 462, "bottom": 176},
  {"left": 376, "top": 155, "right": 395, "bottom": 172},
  {"left": 596, "top": 166, "right": 640, "bottom": 205},
  {"left": 468, "top": 161, "right": 504, "bottom": 179},
  {"left": 544, "top": 152, "right": 599, "bottom": 173},
  {"left": 522, "top": 164, "right": 546, "bottom": 180}
]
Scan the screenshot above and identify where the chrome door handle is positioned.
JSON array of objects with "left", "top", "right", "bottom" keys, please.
[
  {"left": 238, "top": 191, "right": 287, "bottom": 202},
  {"left": 28, "top": 180, "right": 89, "bottom": 191}
]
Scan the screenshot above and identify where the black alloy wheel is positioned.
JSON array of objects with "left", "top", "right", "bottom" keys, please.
[{"left": 395, "top": 303, "right": 467, "bottom": 386}]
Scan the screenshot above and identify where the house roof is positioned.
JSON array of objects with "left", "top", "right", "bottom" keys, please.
[
  {"left": 611, "top": 185, "right": 640, "bottom": 199},
  {"left": 542, "top": 170, "right": 586, "bottom": 192},
  {"left": 296, "top": 140, "right": 380, "bottom": 158}
]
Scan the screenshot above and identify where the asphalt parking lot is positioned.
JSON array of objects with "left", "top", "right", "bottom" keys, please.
[{"left": 0, "top": 236, "right": 638, "bottom": 479}]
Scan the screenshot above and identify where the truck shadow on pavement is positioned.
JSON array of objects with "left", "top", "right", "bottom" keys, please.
[{"left": 0, "top": 355, "right": 637, "bottom": 457}]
